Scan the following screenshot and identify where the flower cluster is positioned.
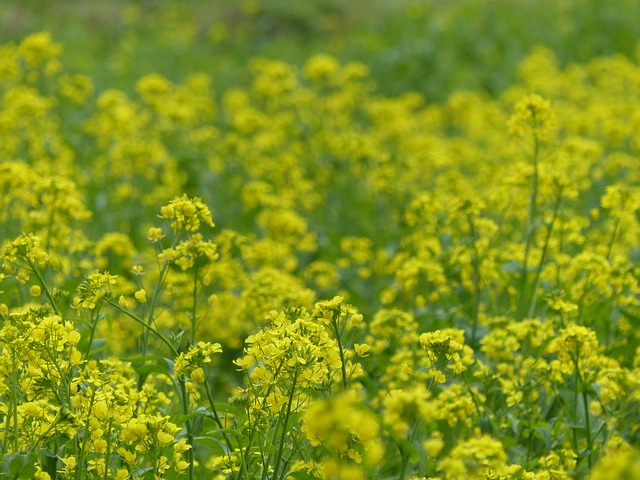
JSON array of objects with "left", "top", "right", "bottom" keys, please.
[{"left": 0, "top": 27, "right": 639, "bottom": 480}]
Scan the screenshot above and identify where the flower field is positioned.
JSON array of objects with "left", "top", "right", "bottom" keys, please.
[{"left": 0, "top": 1, "right": 639, "bottom": 479}]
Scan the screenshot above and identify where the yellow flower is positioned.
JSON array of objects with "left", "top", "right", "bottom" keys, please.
[
  {"left": 509, "top": 94, "right": 556, "bottom": 140},
  {"left": 68, "top": 330, "right": 81, "bottom": 345},
  {"left": 157, "top": 430, "right": 174, "bottom": 446},
  {"left": 115, "top": 469, "right": 129, "bottom": 480},
  {"left": 147, "top": 227, "right": 164, "bottom": 242},
  {"left": 118, "top": 295, "right": 129, "bottom": 308},
  {"left": 589, "top": 400, "right": 603, "bottom": 416},
  {"left": 175, "top": 460, "right": 190, "bottom": 473},
  {"left": 134, "top": 289, "right": 147, "bottom": 303},
  {"left": 94, "top": 438, "right": 107, "bottom": 453},
  {"left": 423, "top": 437, "right": 444, "bottom": 457},
  {"left": 118, "top": 448, "right": 136, "bottom": 465},
  {"left": 190, "top": 366, "right": 205, "bottom": 383},
  {"left": 354, "top": 343, "right": 371, "bottom": 357}
]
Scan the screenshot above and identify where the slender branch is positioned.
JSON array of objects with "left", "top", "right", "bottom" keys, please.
[
  {"left": 272, "top": 373, "right": 297, "bottom": 479},
  {"left": 331, "top": 319, "right": 348, "bottom": 388},
  {"left": 527, "top": 185, "right": 563, "bottom": 318},
  {"left": 466, "top": 212, "right": 482, "bottom": 344},
  {"left": 518, "top": 131, "right": 540, "bottom": 321},
  {"left": 26, "top": 258, "right": 60, "bottom": 315},
  {"left": 179, "top": 379, "right": 195, "bottom": 480},
  {"left": 104, "top": 298, "right": 178, "bottom": 357}
]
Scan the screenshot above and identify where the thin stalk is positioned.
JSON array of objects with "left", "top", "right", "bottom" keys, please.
[
  {"left": 398, "top": 442, "right": 408, "bottom": 480},
  {"left": 527, "top": 186, "right": 563, "bottom": 319},
  {"left": 203, "top": 378, "right": 234, "bottom": 453},
  {"left": 191, "top": 265, "right": 199, "bottom": 345},
  {"left": 10, "top": 350, "right": 19, "bottom": 453},
  {"left": 75, "top": 389, "right": 97, "bottom": 480},
  {"left": 83, "top": 307, "right": 102, "bottom": 360},
  {"left": 331, "top": 319, "right": 348, "bottom": 388},
  {"left": 26, "top": 414, "right": 63, "bottom": 454},
  {"left": 262, "top": 415, "right": 284, "bottom": 480},
  {"left": 573, "top": 355, "right": 592, "bottom": 470},
  {"left": 272, "top": 373, "right": 297, "bottom": 479},
  {"left": 179, "top": 379, "right": 195, "bottom": 480},
  {"left": 575, "top": 422, "right": 606, "bottom": 470},
  {"left": 26, "top": 258, "right": 60, "bottom": 315},
  {"left": 466, "top": 213, "right": 482, "bottom": 344},
  {"left": 605, "top": 217, "right": 621, "bottom": 262},
  {"left": 103, "top": 417, "right": 114, "bottom": 480},
  {"left": 141, "top": 232, "right": 183, "bottom": 355},
  {"left": 105, "top": 298, "right": 178, "bottom": 357},
  {"left": 571, "top": 349, "right": 593, "bottom": 470},
  {"left": 518, "top": 133, "right": 540, "bottom": 321},
  {"left": 582, "top": 390, "right": 592, "bottom": 469},
  {"left": 555, "top": 224, "right": 566, "bottom": 288},
  {"left": 142, "top": 260, "right": 172, "bottom": 356},
  {"left": 236, "top": 400, "right": 253, "bottom": 480},
  {"left": 239, "top": 360, "right": 287, "bottom": 479},
  {"left": 525, "top": 429, "right": 534, "bottom": 467}
]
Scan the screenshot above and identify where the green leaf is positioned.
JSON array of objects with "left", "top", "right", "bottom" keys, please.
[
  {"left": 605, "top": 342, "right": 636, "bottom": 360},
  {"left": 619, "top": 309, "right": 640, "bottom": 328},
  {"left": 535, "top": 425, "right": 552, "bottom": 451},
  {"left": 175, "top": 406, "right": 217, "bottom": 423},
  {"left": 213, "top": 403, "right": 241, "bottom": 417},
  {"left": 38, "top": 451, "right": 57, "bottom": 479},
  {"left": 88, "top": 338, "right": 107, "bottom": 356},
  {"left": 502, "top": 260, "right": 522, "bottom": 274},
  {"left": 399, "top": 438, "right": 420, "bottom": 463},
  {"left": 479, "top": 417, "right": 494, "bottom": 434},
  {"left": 205, "top": 428, "right": 245, "bottom": 439},
  {"left": 131, "top": 466, "right": 154, "bottom": 478},
  {"left": 120, "top": 355, "right": 174, "bottom": 377},
  {"left": 287, "top": 472, "right": 322, "bottom": 480},
  {"left": 4, "top": 453, "right": 38, "bottom": 479},
  {"left": 193, "top": 436, "right": 226, "bottom": 456},
  {"left": 121, "top": 354, "right": 172, "bottom": 364},
  {"left": 170, "top": 329, "right": 186, "bottom": 347}
]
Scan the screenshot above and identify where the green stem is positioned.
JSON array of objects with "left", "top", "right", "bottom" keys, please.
[
  {"left": 527, "top": 185, "right": 563, "bottom": 319},
  {"left": 525, "top": 428, "right": 534, "bottom": 468},
  {"left": 331, "top": 319, "right": 348, "bottom": 388},
  {"left": 272, "top": 373, "right": 297, "bottom": 479},
  {"left": 10, "top": 350, "right": 19, "bottom": 453},
  {"left": 262, "top": 416, "right": 283, "bottom": 480},
  {"left": 398, "top": 442, "right": 408, "bottom": 480},
  {"left": 191, "top": 265, "right": 199, "bottom": 345},
  {"left": 103, "top": 417, "right": 113, "bottom": 480},
  {"left": 576, "top": 422, "right": 606, "bottom": 470},
  {"left": 142, "top": 260, "right": 171, "bottom": 356},
  {"left": 105, "top": 298, "right": 178, "bottom": 357},
  {"left": 203, "top": 378, "right": 234, "bottom": 453},
  {"left": 237, "top": 400, "right": 253, "bottom": 480},
  {"left": 466, "top": 213, "right": 482, "bottom": 344},
  {"left": 83, "top": 307, "right": 101, "bottom": 360},
  {"left": 518, "top": 133, "right": 540, "bottom": 321},
  {"left": 141, "top": 233, "right": 183, "bottom": 355},
  {"left": 605, "top": 217, "right": 621, "bottom": 262},
  {"left": 239, "top": 360, "right": 287, "bottom": 480},
  {"left": 26, "top": 414, "right": 63, "bottom": 455},
  {"left": 75, "top": 389, "right": 97, "bottom": 480},
  {"left": 582, "top": 390, "right": 592, "bottom": 469},
  {"left": 26, "top": 258, "right": 60, "bottom": 316},
  {"left": 179, "top": 379, "right": 195, "bottom": 480}
]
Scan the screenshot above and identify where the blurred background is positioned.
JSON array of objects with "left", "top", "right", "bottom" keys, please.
[{"left": 2, "top": 0, "right": 640, "bottom": 101}]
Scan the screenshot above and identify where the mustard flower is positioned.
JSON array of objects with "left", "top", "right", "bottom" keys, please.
[{"left": 159, "top": 194, "right": 214, "bottom": 233}]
